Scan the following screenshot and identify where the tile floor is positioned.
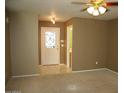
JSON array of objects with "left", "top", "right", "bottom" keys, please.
[{"left": 39, "top": 64, "right": 72, "bottom": 75}]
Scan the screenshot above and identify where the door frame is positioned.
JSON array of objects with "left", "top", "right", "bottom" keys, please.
[
  {"left": 66, "top": 25, "right": 73, "bottom": 68},
  {"left": 38, "top": 26, "right": 60, "bottom": 65}
]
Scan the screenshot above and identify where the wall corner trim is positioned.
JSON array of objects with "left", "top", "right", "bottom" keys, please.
[
  {"left": 72, "top": 68, "right": 107, "bottom": 73},
  {"left": 12, "top": 74, "right": 40, "bottom": 78},
  {"left": 72, "top": 68, "right": 118, "bottom": 75},
  {"left": 105, "top": 68, "right": 118, "bottom": 75}
]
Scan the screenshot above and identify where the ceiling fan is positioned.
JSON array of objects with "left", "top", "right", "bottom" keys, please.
[{"left": 71, "top": 0, "right": 118, "bottom": 16}]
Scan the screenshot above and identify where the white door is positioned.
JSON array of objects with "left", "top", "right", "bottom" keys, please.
[{"left": 41, "top": 27, "right": 60, "bottom": 65}]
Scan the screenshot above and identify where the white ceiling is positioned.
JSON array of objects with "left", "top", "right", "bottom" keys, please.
[{"left": 6, "top": 0, "right": 118, "bottom": 22}]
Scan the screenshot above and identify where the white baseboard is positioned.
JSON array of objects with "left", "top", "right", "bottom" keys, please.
[
  {"left": 72, "top": 68, "right": 106, "bottom": 73},
  {"left": 105, "top": 68, "right": 118, "bottom": 74},
  {"left": 72, "top": 68, "right": 118, "bottom": 75},
  {"left": 11, "top": 68, "right": 117, "bottom": 78},
  {"left": 12, "top": 74, "right": 40, "bottom": 78}
]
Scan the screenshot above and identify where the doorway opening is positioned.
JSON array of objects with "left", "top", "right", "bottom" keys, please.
[
  {"left": 66, "top": 25, "right": 73, "bottom": 70},
  {"left": 39, "top": 27, "right": 71, "bottom": 75}
]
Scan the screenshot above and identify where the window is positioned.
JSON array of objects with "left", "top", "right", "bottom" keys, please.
[{"left": 45, "top": 32, "right": 56, "bottom": 48}]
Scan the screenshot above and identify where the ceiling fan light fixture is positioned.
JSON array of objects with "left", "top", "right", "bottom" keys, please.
[
  {"left": 71, "top": 0, "right": 118, "bottom": 16},
  {"left": 98, "top": 6, "right": 106, "bottom": 14},
  {"left": 92, "top": 9, "right": 99, "bottom": 16},
  {"left": 87, "top": 7, "right": 94, "bottom": 14}
]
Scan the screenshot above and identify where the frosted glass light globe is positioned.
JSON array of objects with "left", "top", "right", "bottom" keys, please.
[
  {"left": 87, "top": 7, "right": 94, "bottom": 14},
  {"left": 99, "top": 6, "right": 106, "bottom": 14},
  {"left": 93, "top": 9, "right": 99, "bottom": 16}
]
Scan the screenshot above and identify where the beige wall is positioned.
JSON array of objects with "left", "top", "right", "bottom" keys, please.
[
  {"left": 66, "top": 18, "right": 109, "bottom": 71},
  {"left": 8, "top": 13, "right": 117, "bottom": 76},
  {"left": 107, "top": 19, "right": 118, "bottom": 72},
  {"left": 9, "top": 12, "right": 39, "bottom": 76},
  {"left": 65, "top": 18, "right": 118, "bottom": 71},
  {"left": 39, "top": 21, "right": 66, "bottom": 64},
  {"left": 5, "top": 11, "right": 12, "bottom": 83}
]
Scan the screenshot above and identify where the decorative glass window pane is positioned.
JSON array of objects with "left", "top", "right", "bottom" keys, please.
[{"left": 45, "top": 32, "right": 56, "bottom": 48}]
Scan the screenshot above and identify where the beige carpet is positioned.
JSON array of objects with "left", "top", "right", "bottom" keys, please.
[{"left": 6, "top": 69, "right": 117, "bottom": 93}]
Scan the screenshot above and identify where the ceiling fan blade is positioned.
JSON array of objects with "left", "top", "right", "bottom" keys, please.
[
  {"left": 71, "top": 2, "right": 87, "bottom": 5},
  {"left": 106, "top": 2, "right": 118, "bottom": 6},
  {"left": 97, "top": 0, "right": 105, "bottom": 5},
  {"left": 80, "top": 7, "right": 88, "bottom": 12}
]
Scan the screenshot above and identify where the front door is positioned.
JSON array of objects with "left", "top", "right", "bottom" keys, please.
[{"left": 41, "top": 27, "right": 60, "bottom": 65}]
